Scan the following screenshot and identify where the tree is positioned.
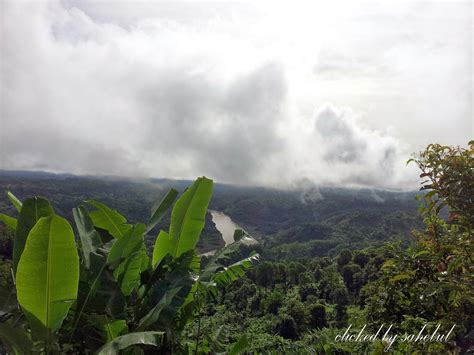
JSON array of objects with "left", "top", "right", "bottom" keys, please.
[
  {"left": 341, "top": 263, "right": 362, "bottom": 293},
  {"left": 353, "top": 251, "right": 370, "bottom": 267},
  {"left": 276, "top": 314, "right": 298, "bottom": 340},
  {"left": 411, "top": 141, "right": 474, "bottom": 227},
  {"left": 332, "top": 287, "right": 349, "bottom": 326},
  {"left": 262, "top": 290, "right": 284, "bottom": 315},
  {"left": 364, "top": 142, "right": 474, "bottom": 353},
  {"left": 337, "top": 249, "right": 352, "bottom": 267},
  {"left": 299, "top": 283, "right": 319, "bottom": 302},
  {"left": 255, "top": 261, "right": 275, "bottom": 287},
  {"left": 308, "top": 303, "right": 327, "bottom": 329},
  {"left": 280, "top": 298, "right": 308, "bottom": 333},
  {"left": 286, "top": 261, "right": 307, "bottom": 284}
]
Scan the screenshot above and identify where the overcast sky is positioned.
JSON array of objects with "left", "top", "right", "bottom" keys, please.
[{"left": 1, "top": 0, "right": 472, "bottom": 189}]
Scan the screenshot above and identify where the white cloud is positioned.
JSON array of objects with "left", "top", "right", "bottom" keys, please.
[{"left": 0, "top": 0, "right": 471, "bottom": 190}]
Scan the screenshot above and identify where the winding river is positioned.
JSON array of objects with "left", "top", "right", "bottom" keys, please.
[
  {"left": 203, "top": 210, "right": 256, "bottom": 256},
  {"left": 209, "top": 210, "right": 242, "bottom": 246}
]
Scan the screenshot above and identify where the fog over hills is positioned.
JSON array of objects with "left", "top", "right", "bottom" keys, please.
[{"left": 0, "top": 170, "right": 422, "bottom": 256}]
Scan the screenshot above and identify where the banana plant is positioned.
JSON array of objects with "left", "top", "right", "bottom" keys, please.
[
  {"left": 175, "top": 229, "right": 259, "bottom": 351},
  {"left": 0, "top": 193, "right": 79, "bottom": 353},
  {"left": 0, "top": 177, "right": 259, "bottom": 354}
]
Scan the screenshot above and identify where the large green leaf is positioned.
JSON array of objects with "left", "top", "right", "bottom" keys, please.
[
  {"left": 80, "top": 256, "right": 125, "bottom": 319},
  {"left": 200, "top": 237, "right": 256, "bottom": 283},
  {"left": 212, "top": 254, "right": 259, "bottom": 286},
  {"left": 151, "top": 178, "right": 212, "bottom": 268},
  {"left": 115, "top": 248, "right": 148, "bottom": 296},
  {"left": 184, "top": 254, "right": 259, "bottom": 315},
  {"left": 139, "top": 251, "right": 196, "bottom": 331},
  {"left": 73, "top": 206, "right": 102, "bottom": 269},
  {"left": 108, "top": 224, "right": 148, "bottom": 296},
  {"left": 181, "top": 244, "right": 259, "bottom": 318},
  {"left": 96, "top": 331, "right": 164, "bottom": 355},
  {"left": 146, "top": 188, "right": 178, "bottom": 234},
  {"left": 6, "top": 191, "right": 22, "bottom": 212},
  {"left": 137, "top": 287, "right": 183, "bottom": 331},
  {"left": 103, "top": 319, "right": 128, "bottom": 342},
  {"left": 152, "top": 230, "right": 201, "bottom": 273},
  {"left": 68, "top": 251, "right": 124, "bottom": 343},
  {"left": 16, "top": 215, "right": 79, "bottom": 340},
  {"left": 0, "top": 213, "right": 17, "bottom": 231},
  {"left": 107, "top": 224, "right": 145, "bottom": 265},
  {"left": 152, "top": 230, "right": 172, "bottom": 267},
  {"left": 232, "top": 229, "right": 245, "bottom": 242},
  {"left": 89, "top": 316, "right": 128, "bottom": 342},
  {"left": 168, "top": 177, "right": 213, "bottom": 258},
  {"left": 13, "top": 197, "right": 54, "bottom": 273},
  {"left": 87, "top": 200, "right": 131, "bottom": 239}
]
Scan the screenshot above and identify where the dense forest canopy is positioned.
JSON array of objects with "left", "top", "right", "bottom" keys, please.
[{"left": 0, "top": 141, "right": 472, "bottom": 353}]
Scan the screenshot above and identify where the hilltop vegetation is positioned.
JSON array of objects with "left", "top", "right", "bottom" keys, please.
[
  {"left": 0, "top": 173, "right": 224, "bottom": 254},
  {"left": 0, "top": 177, "right": 258, "bottom": 353},
  {"left": 191, "top": 142, "right": 474, "bottom": 353},
  {"left": 0, "top": 141, "right": 472, "bottom": 353},
  {"left": 0, "top": 170, "right": 421, "bottom": 257}
]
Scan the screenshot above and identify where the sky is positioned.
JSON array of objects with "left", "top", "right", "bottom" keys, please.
[{"left": 1, "top": 0, "right": 472, "bottom": 190}]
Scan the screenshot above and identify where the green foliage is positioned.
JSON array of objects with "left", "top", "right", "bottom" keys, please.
[
  {"left": 72, "top": 205, "right": 102, "bottom": 269},
  {"left": 413, "top": 142, "right": 474, "bottom": 226},
  {"left": 228, "top": 333, "right": 250, "bottom": 354},
  {"left": 146, "top": 188, "right": 178, "bottom": 234},
  {"left": 341, "top": 263, "right": 362, "bottom": 293},
  {"left": 276, "top": 314, "right": 298, "bottom": 339},
  {"left": 168, "top": 177, "right": 213, "bottom": 258},
  {"left": 95, "top": 331, "right": 164, "bottom": 354},
  {"left": 0, "top": 170, "right": 421, "bottom": 255},
  {"left": 308, "top": 303, "right": 327, "bottom": 329},
  {"left": 0, "top": 177, "right": 258, "bottom": 354},
  {"left": 0, "top": 214, "right": 16, "bottom": 231},
  {"left": 353, "top": 251, "right": 370, "bottom": 267},
  {"left": 152, "top": 230, "right": 171, "bottom": 267},
  {"left": 0, "top": 259, "right": 12, "bottom": 288},
  {"left": 16, "top": 215, "right": 79, "bottom": 342},
  {"left": 262, "top": 289, "right": 284, "bottom": 314},
  {"left": 90, "top": 317, "right": 128, "bottom": 342},
  {"left": 337, "top": 249, "right": 352, "bottom": 266},
  {"left": 0, "top": 141, "right": 471, "bottom": 353},
  {"left": 87, "top": 200, "right": 132, "bottom": 239},
  {"left": 189, "top": 145, "right": 474, "bottom": 354},
  {"left": 6, "top": 191, "right": 22, "bottom": 212},
  {"left": 363, "top": 141, "right": 474, "bottom": 353},
  {"left": 152, "top": 177, "right": 213, "bottom": 270},
  {"left": 0, "top": 321, "right": 34, "bottom": 354},
  {"left": 13, "top": 197, "right": 54, "bottom": 273},
  {"left": 109, "top": 224, "right": 147, "bottom": 296}
]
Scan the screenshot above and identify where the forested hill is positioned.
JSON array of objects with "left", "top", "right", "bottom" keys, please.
[
  {"left": 210, "top": 183, "right": 421, "bottom": 254},
  {"left": 0, "top": 170, "right": 422, "bottom": 256}
]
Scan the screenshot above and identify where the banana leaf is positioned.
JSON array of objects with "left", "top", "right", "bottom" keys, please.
[{"left": 16, "top": 215, "right": 79, "bottom": 341}]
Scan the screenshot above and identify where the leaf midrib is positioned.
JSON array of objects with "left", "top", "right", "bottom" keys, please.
[
  {"left": 104, "top": 209, "right": 123, "bottom": 238},
  {"left": 46, "top": 217, "right": 53, "bottom": 346}
]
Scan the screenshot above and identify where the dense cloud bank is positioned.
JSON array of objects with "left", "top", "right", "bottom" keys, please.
[{"left": 1, "top": 1, "right": 471, "bottom": 190}]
